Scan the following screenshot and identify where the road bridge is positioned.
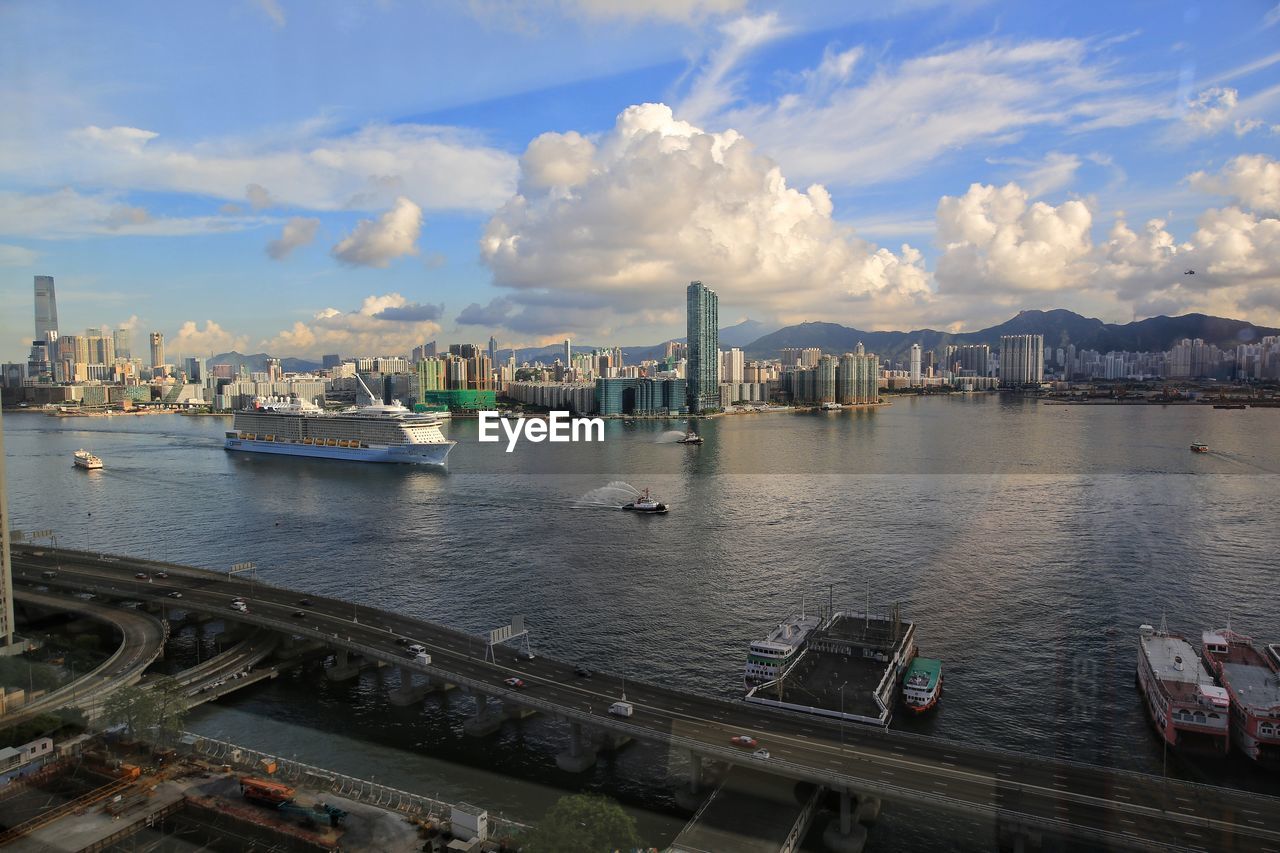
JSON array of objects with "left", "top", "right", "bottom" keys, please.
[{"left": 11, "top": 547, "right": 1280, "bottom": 853}]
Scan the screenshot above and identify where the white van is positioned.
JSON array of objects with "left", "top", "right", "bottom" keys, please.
[
  {"left": 406, "top": 643, "right": 427, "bottom": 657},
  {"left": 608, "top": 701, "right": 634, "bottom": 718}
]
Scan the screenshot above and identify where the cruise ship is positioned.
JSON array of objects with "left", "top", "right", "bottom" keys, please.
[
  {"left": 744, "top": 606, "right": 824, "bottom": 685},
  {"left": 225, "top": 378, "right": 454, "bottom": 466},
  {"left": 1136, "top": 622, "right": 1230, "bottom": 752},
  {"left": 1202, "top": 626, "right": 1280, "bottom": 764}
]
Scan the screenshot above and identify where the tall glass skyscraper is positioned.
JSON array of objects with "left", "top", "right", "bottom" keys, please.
[
  {"left": 686, "top": 280, "right": 719, "bottom": 413},
  {"left": 33, "top": 275, "right": 58, "bottom": 339}
]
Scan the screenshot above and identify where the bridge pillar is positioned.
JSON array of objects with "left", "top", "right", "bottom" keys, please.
[
  {"left": 853, "top": 795, "right": 880, "bottom": 824},
  {"left": 462, "top": 691, "right": 504, "bottom": 736},
  {"left": 326, "top": 649, "right": 362, "bottom": 681},
  {"left": 388, "top": 665, "right": 435, "bottom": 706},
  {"left": 822, "top": 789, "right": 868, "bottom": 853},
  {"left": 689, "top": 751, "right": 702, "bottom": 794},
  {"left": 555, "top": 721, "right": 598, "bottom": 773}
]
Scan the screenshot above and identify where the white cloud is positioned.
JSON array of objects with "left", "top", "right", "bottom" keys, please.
[
  {"left": 171, "top": 320, "right": 250, "bottom": 356},
  {"left": 1188, "top": 154, "right": 1280, "bottom": 215},
  {"left": 1182, "top": 86, "right": 1239, "bottom": 132},
  {"left": 566, "top": 0, "right": 746, "bottom": 20},
  {"left": 679, "top": 13, "right": 790, "bottom": 124},
  {"left": 254, "top": 0, "right": 286, "bottom": 27},
  {"left": 481, "top": 102, "right": 931, "bottom": 336},
  {"left": 0, "top": 188, "right": 266, "bottom": 238},
  {"left": 0, "top": 244, "right": 38, "bottom": 266},
  {"left": 3, "top": 122, "right": 517, "bottom": 216},
  {"left": 263, "top": 292, "right": 443, "bottom": 358},
  {"left": 1264, "top": 3, "right": 1280, "bottom": 28},
  {"left": 679, "top": 33, "right": 1173, "bottom": 189},
  {"left": 266, "top": 216, "right": 320, "bottom": 260},
  {"left": 331, "top": 197, "right": 422, "bottom": 267}
]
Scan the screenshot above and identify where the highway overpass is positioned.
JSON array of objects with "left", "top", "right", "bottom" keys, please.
[{"left": 10, "top": 546, "right": 1280, "bottom": 853}]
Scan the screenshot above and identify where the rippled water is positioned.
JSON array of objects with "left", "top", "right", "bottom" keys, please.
[{"left": 4, "top": 397, "right": 1278, "bottom": 848}]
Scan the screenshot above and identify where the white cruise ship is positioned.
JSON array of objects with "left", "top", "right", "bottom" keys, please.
[
  {"left": 225, "top": 379, "right": 454, "bottom": 466},
  {"left": 744, "top": 608, "right": 825, "bottom": 685}
]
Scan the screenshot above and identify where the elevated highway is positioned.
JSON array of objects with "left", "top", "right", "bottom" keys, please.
[{"left": 11, "top": 547, "right": 1280, "bottom": 853}]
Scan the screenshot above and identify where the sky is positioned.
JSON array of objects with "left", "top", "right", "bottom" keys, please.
[{"left": 2, "top": 0, "right": 1279, "bottom": 361}]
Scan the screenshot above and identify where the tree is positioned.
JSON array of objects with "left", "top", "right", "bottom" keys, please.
[
  {"left": 522, "top": 794, "right": 642, "bottom": 853},
  {"left": 101, "top": 677, "right": 188, "bottom": 744}
]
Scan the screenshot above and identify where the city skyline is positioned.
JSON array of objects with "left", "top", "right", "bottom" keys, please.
[{"left": 3, "top": 3, "right": 1280, "bottom": 360}]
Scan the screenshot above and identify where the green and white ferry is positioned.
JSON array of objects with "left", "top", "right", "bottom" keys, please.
[
  {"left": 744, "top": 607, "right": 824, "bottom": 686},
  {"left": 902, "top": 657, "right": 943, "bottom": 713}
]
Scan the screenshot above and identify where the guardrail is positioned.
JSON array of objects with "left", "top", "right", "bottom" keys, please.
[{"left": 180, "top": 733, "right": 529, "bottom": 838}]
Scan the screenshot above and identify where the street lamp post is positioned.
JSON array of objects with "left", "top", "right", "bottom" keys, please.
[{"left": 839, "top": 680, "right": 848, "bottom": 757}]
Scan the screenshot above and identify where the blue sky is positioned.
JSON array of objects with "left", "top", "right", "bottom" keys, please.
[{"left": 2, "top": 0, "right": 1279, "bottom": 361}]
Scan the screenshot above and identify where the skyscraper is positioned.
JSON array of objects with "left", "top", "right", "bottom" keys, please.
[
  {"left": 910, "top": 343, "right": 922, "bottom": 385},
  {"left": 488, "top": 336, "right": 498, "bottom": 365},
  {"left": 686, "top": 280, "right": 719, "bottom": 412},
  {"left": 563, "top": 339, "right": 572, "bottom": 365},
  {"left": 33, "top": 276, "right": 58, "bottom": 339},
  {"left": 149, "top": 332, "right": 165, "bottom": 369},
  {"left": 999, "top": 334, "right": 1044, "bottom": 387},
  {"left": 112, "top": 328, "right": 132, "bottom": 360}
]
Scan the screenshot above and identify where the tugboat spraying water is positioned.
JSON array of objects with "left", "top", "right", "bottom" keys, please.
[{"left": 622, "top": 488, "right": 668, "bottom": 514}]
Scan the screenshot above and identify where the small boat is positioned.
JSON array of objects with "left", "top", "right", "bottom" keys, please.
[
  {"left": 676, "top": 429, "right": 703, "bottom": 445},
  {"left": 1190, "top": 442, "right": 1209, "bottom": 453},
  {"left": 902, "top": 657, "right": 943, "bottom": 713},
  {"left": 1213, "top": 404, "right": 1246, "bottom": 409},
  {"left": 622, "top": 488, "right": 668, "bottom": 514},
  {"left": 73, "top": 449, "right": 104, "bottom": 469}
]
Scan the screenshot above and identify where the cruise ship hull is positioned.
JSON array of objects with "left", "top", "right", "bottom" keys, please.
[{"left": 225, "top": 437, "right": 453, "bottom": 465}]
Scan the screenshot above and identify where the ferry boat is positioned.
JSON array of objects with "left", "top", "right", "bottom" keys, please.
[
  {"left": 621, "top": 488, "right": 667, "bottom": 514},
  {"left": 902, "top": 657, "right": 943, "bottom": 712},
  {"left": 676, "top": 429, "right": 703, "bottom": 445},
  {"left": 744, "top": 608, "right": 824, "bottom": 685},
  {"left": 72, "top": 449, "right": 104, "bottom": 470},
  {"left": 1190, "top": 442, "right": 1209, "bottom": 453},
  {"left": 224, "top": 375, "right": 454, "bottom": 466},
  {"left": 1136, "top": 622, "right": 1229, "bottom": 752},
  {"left": 1201, "top": 626, "right": 1280, "bottom": 764}
]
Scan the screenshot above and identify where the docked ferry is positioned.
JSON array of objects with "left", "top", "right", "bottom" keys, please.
[
  {"left": 73, "top": 449, "right": 104, "bottom": 469},
  {"left": 225, "top": 391, "right": 454, "bottom": 466},
  {"left": 744, "top": 608, "right": 824, "bottom": 685},
  {"left": 1136, "top": 622, "right": 1230, "bottom": 752},
  {"left": 902, "top": 657, "right": 943, "bottom": 712},
  {"left": 1202, "top": 627, "right": 1280, "bottom": 764}
]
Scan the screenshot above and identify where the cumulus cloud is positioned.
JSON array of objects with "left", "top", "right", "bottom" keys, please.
[
  {"left": 266, "top": 216, "right": 320, "bottom": 259},
  {"left": 0, "top": 244, "right": 38, "bottom": 266},
  {"left": 263, "top": 292, "right": 443, "bottom": 358},
  {"left": 456, "top": 298, "right": 516, "bottom": 326},
  {"left": 1182, "top": 87, "right": 1239, "bottom": 133},
  {"left": 931, "top": 156, "right": 1280, "bottom": 325},
  {"left": 246, "top": 183, "right": 277, "bottom": 210},
  {"left": 171, "top": 320, "right": 249, "bottom": 355},
  {"left": 331, "top": 197, "right": 422, "bottom": 267},
  {"left": 481, "top": 103, "right": 931, "bottom": 335},
  {"left": 1189, "top": 154, "right": 1280, "bottom": 215}
]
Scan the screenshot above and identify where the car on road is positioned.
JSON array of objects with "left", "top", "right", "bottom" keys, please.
[
  {"left": 395, "top": 637, "right": 409, "bottom": 646},
  {"left": 298, "top": 598, "right": 313, "bottom": 606},
  {"left": 574, "top": 666, "right": 593, "bottom": 678},
  {"left": 752, "top": 748, "right": 770, "bottom": 760},
  {"left": 99, "top": 555, "right": 118, "bottom": 562},
  {"left": 73, "top": 592, "right": 96, "bottom": 600},
  {"left": 513, "top": 650, "right": 536, "bottom": 661},
  {"left": 504, "top": 677, "right": 526, "bottom": 689},
  {"left": 154, "top": 571, "right": 169, "bottom": 579},
  {"left": 230, "top": 601, "right": 248, "bottom": 613},
  {"left": 291, "top": 610, "right": 306, "bottom": 618},
  {"left": 167, "top": 591, "right": 183, "bottom": 599},
  {"left": 608, "top": 701, "right": 634, "bottom": 717},
  {"left": 730, "top": 735, "right": 758, "bottom": 748},
  {"left": 134, "top": 572, "right": 149, "bottom": 580}
]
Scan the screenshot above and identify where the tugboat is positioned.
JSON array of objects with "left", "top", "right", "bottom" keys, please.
[
  {"left": 73, "top": 449, "right": 104, "bottom": 470},
  {"left": 1190, "top": 441, "right": 1209, "bottom": 453},
  {"left": 622, "top": 488, "right": 668, "bottom": 514},
  {"left": 677, "top": 429, "right": 703, "bottom": 445}
]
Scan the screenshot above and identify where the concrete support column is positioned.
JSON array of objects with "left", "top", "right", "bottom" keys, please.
[
  {"left": 326, "top": 648, "right": 362, "bottom": 681},
  {"left": 840, "top": 788, "right": 852, "bottom": 835},
  {"left": 462, "top": 691, "right": 504, "bottom": 736},
  {"left": 555, "top": 720, "right": 598, "bottom": 772},
  {"left": 689, "top": 752, "right": 702, "bottom": 794},
  {"left": 822, "top": 788, "right": 868, "bottom": 853}
]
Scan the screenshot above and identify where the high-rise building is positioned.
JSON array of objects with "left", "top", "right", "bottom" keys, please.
[
  {"left": 185, "top": 357, "right": 205, "bottom": 382},
  {"left": 999, "top": 335, "right": 1044, "bottom": 387},
  {"left": 686, "top": 281, "right": 719, "bottom": 413},
  {"left": 0, "top": 407, "right": 14, "bottom": 646},
  {"left": 322, "top": 353, "right": 342, "bottom": 369},
  {"left": 488, "top": 336, "right": 498, "bottom": 365},
  {"left": 564, "top": 339, "right": 572, "bottom": 365},
  {"left": 149, "top": 332, "right": 166, "bottom": 369},
  {"left": 909, "top": 344, "right": 922, "bottom": 385},
  {"left": 721, "top": 347, "right": 745, "bottom": 384},
  {"left": 945, "top": 344, "right": 990, "bottom": 376},
  {"left": 33, "top": 276, "right": 58, "bottom": 339},
  {"left": 112, "top": 328, "right": 132, "bottom": 360}
]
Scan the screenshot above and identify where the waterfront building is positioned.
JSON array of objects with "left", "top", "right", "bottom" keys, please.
[
  {"left": 945, "top": 344, "right": 991, "bottom": 377},
  {"left": 33, "top": 276, "right": 58, "bottom": 339},
  {"left": 999, "top": 334, "right": 1044, "bottom": 387},
  {"left": 597, "top": 377, "right": 687, "bottom": 416},
  {"left": 910, "top": 344, "right": 922, "bottom": 385},
  {"left": 505, "top": 381, "right": 596, "bottom": 413},
  {"left": 721, "top": 347, "right": 744, "bottom": 384},
  {"left": 185, "top": 357, "right": 204, "bottom": 383},
  {"left": 686, "top": 281, "right": 719, "bottom": 412}
]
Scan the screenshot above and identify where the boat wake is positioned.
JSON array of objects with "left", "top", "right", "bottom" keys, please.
[
  {"left": 655, "top": 430, "right": 687, "bottom": 444},
  {"left": 575, "top": 481, "right": 642, "bottom": 509}
]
